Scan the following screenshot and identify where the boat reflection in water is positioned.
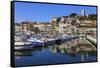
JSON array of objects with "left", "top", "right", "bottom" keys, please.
[
  {"left": 15, "top": 38, "right": 97, "bottom": 67},
  {"left": 15, "top": 50, "right": 32, "bottom": 56}
]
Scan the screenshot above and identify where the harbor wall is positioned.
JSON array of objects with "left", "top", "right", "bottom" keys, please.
[{"left": 86, "top": 36, "right": 97, "bottom": 48}]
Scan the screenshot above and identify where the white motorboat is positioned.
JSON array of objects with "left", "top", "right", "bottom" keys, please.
[
  {"left": 27, "top": 36, "right": 46, "bottom": 47},
  {"left": 14, "top": 42, "right": 32, "bottom": 51}
]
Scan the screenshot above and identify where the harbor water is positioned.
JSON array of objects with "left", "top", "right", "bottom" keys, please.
[{"left": 15, "top": 37, "right": 97, "bottom": 67}]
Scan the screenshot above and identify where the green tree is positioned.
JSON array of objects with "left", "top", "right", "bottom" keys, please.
[
  {"left": 88, "top": 14, "right": 97, "bottom": 20},
  {"left": 69, "top": 13, "right": 78, "bottom": 17},
  {"left": 33, "top": 27, "right": 40, "bottom": 34}
]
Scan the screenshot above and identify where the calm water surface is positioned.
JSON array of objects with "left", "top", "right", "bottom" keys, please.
[{"left": 15, "top": 38, "right": 97, "bottom": 67}]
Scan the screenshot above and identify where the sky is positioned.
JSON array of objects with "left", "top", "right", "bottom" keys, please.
[{"left": 14, "top": 2, "right": 97, "bottom": 23}]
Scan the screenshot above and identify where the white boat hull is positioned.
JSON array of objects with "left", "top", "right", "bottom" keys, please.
[{"left": 14, "top": 42, "right": 32, "bottom": 50}]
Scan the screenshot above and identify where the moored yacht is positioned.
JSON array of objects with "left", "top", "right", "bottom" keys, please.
[
  {"left": 14, "top": 41, "right": 32, "bottom": 51},
  {"left": 27, "top": 36, "right": 46, "bottom": 47},
  {"left": 14, "top": 35, "right": 32, "bottom": 51}
]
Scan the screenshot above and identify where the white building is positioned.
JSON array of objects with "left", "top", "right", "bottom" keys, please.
[{"left": 81, "top": 9, "right": 86, "bottom": 17}]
